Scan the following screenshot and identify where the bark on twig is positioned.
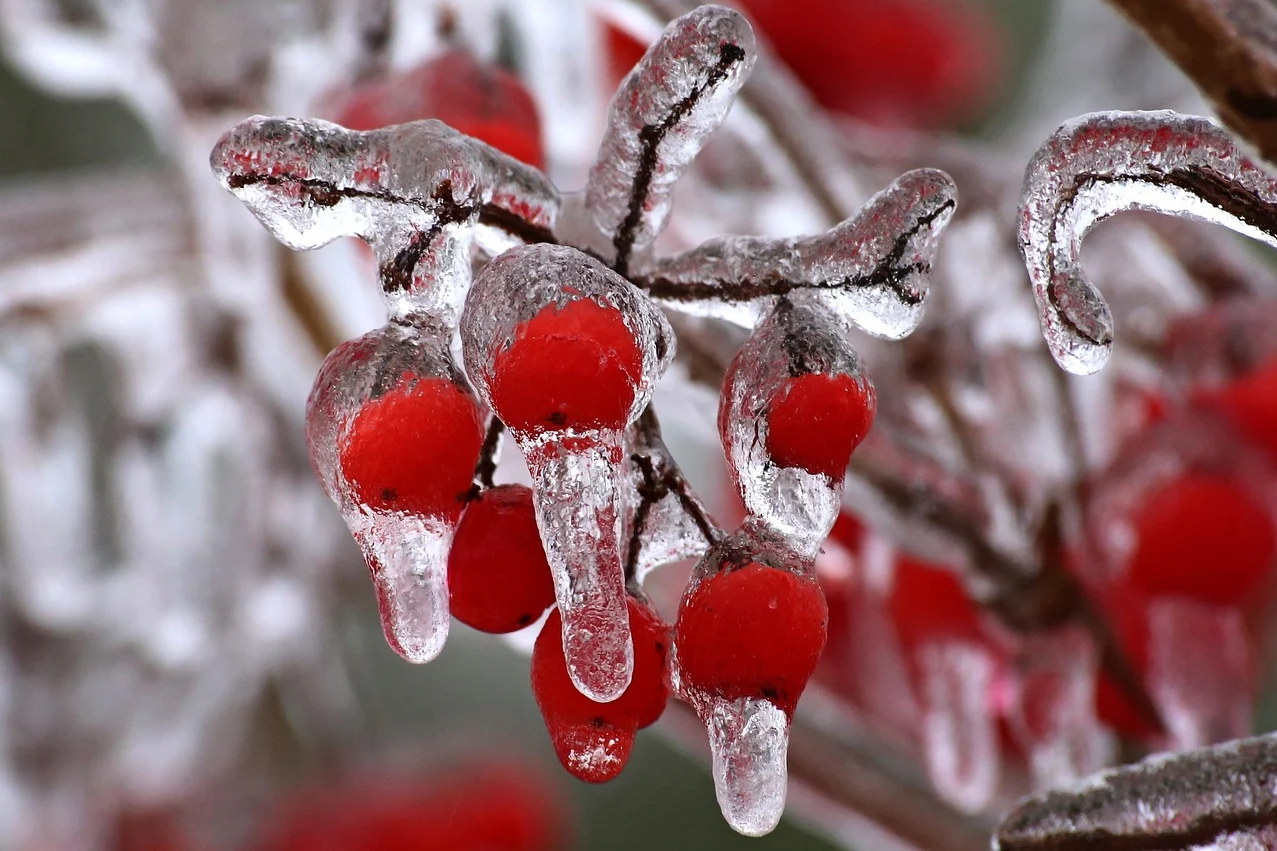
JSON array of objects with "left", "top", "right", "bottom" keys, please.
[{"left": 1105, "top": 0, "right": 1277, "bottom": 166}]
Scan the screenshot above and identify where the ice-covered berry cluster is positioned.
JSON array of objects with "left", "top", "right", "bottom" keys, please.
[{"left": 211, "top": 4, "right": 952, "bottom": 835}]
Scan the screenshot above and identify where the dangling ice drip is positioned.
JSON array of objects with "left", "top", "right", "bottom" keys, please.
[
  {"left": 673, "top": 528, "right": 827, "bottom": 837},
  {"left": 565, "top": 4, "right": 757, "bottom": 273},
  {"left": 461, "top": 244, "right": 674, "bottom": 703},
  {"left": 719, "top": 294, "right": 876, "bottom": 557},
  {"left": 306, "top": 318, "right": 484, "bottom": 663},
  {"left": 632, "top": 169, "right": 957, "bottom": 340},
  {"left": 1019, "top": 110, "right": 1277, "bottom": 375},
  {"left": 210, "top": 115, "right": 559, "bottom": 321}
]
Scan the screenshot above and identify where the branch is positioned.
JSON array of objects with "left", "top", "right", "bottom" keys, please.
[{"left": 1105, "top": 0, "right": 1277, "bottom": 165}]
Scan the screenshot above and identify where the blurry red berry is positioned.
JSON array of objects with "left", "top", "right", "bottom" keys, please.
[
  {"left": 490, "top": 298, "right": 643, "bottom": 433},
  {"left": 675, "top": 562, "right": 828, "bottom": 717},
  {"left": 765, "top": 372, "right": 875, "bottom": 480},
  {"left": 531, "top": 596, "right": 669, "bottom": 783},
  {"left": 254, "top": 763, "right": 566, "bottom": 851},
  {"left": 1125, "top": 473, "right": 1275, "bottom": 607},
  {"left": 887, "top": 555, "right": 983, "bottom": 651},
  {"left": 333, "top": 48, "right": 545, "bottom": 168},
  {"left": 448, "top": 484, "right": 556, "bottom": 634},
  {"left": 1199, "top": 358, "right": 1277, "bottom": 461},
  {"left": 339, "top": 372, "right": 483, "bottom": 521}
]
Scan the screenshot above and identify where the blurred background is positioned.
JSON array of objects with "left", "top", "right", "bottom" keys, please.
[{"left": 4, "top": 0, "right": 1263, "bottom": 849}]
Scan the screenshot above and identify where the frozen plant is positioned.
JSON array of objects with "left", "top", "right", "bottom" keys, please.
[{"left": 212, "top": 3, "right": 953, "bottom": 835}]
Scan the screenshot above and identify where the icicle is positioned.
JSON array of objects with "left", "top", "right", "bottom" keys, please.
[
  {"left": 571, "top": 4, "right": 757, "bottom": 272},
  {"left": 1006, "top": 627, "right": 1110, "bottom": 789},
  {"left": 1146, "top": 598, "right": 1253, "bottom": 750},
  {"left": 718, "top": 295, "right": 875, "bottom": 558},
  {"left": 306, "top": 319, "right": 484, "bottom": 664},
  {"left": 706, "top": 695, "right": 790, "bottom": 837},
  {"left": 917, "top": 640, "right": 999, "bottom": 813},
  {"left": 461, "top": 244, "right": 673, "bottom": 702},
  {"left": 1019, "top": 110, "right": 1277, "bottom": 375},
  {"left": 210, "top": 115, "right": 560, "bottom": 320},
  {"left": 634, "top": 169, "right": 957, "bottom": 339}
]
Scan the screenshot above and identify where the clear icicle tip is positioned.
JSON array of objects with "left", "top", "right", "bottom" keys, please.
[
  {"left": 706, "top": 695, "right": 790, "bottom": 837},
  {"left": 356, "top": 514, "right": 452, "bottom": 665}
]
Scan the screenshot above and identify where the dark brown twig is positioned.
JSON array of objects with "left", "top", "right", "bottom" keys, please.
[{"left": 1105, "top": 0, "right": 1277, "bottom": 166}]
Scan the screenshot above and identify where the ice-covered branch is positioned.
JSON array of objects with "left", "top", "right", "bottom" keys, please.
[
  {"left": 996, "top": 731, "right": 1277, "bottom": 850},
  {"left": 633, "top": 168, "right": 956, "bottom": 339},
  {"left": 581, "top": 4, "right": 757, "bottom": 273},
  {"left": 211, "top": 116, "right": 559, "bottom": 318},
  {"left": 1104, "top": 0, "right": 1277, "bottom": 167},
  {"left": 1019, "top": 110, "right": 1277, "bottom": 375}
]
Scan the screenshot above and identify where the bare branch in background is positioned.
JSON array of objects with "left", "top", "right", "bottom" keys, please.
[{"left": 1105, "top": 0, "right": 1277, "bottom": 165}]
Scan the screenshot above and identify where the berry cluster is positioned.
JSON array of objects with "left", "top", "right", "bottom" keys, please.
[{"left": 212, "top": 4, "right": 951, "bottom": 835}]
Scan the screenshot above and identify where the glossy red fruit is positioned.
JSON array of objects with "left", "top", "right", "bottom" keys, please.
[
  {"left": 490, "top": 298, "right": 643, "bottom": 434},
  {"left": 339, "top": 372, "right": 484, "bottom": 521},
  {"left": 333, "top": 48, "right": 545, "bottom": 168},
  {"left": 765, "top": 372, "right": 875, "bottom": 480},
  {"left": 675, "top": 563, "right": 828, "bottom": 717},
  {"left": 1125, "top": 473, "right": 1275, "bottom": 607},
  {"left": 531, "top": 597, "right": 669, "bottom": 783},
  {"left": 448, "top": 484, "right": 556, "bottom": 633}
]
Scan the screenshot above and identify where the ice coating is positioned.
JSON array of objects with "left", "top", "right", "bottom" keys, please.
[
  {"left": 1007, "top": 628, "right": 1109, "bottom": 789},
  {"left": 917, "top": 641, "right": 998, "bottom": 814},
  {"left": 211, "top": 115, "right": 560, "bottom": 319},
  {"left": 672, "top": 528, "right": 822, "bottom": 837},
  {"left": 706, "top": 696, "right": 789, "bottom": 837},
  {"left": 995, "top": 731, "right": 1277, "bottom": 851},
  {"left": 1147, "top": 599, "right": 1253, "bottom": 750},
  {"left": 305, "top": 319, "right": 479, "bottom": 664},
  {"left": 634, "top": 169, "right": 957, "bottom": 339},
  {"left": 718, "top": 296, "right": 873, "bottom": 558},
  {"left": 1019, "top": 110, "right": 1277, "bottom": 375},
  {"left": 583, "top": 5, "right": 757, "bottom": 272},
  {"left": 460, "top": 244, "right": 674, "bottom": 702},
  {"left": 623, "top": 410, "right": 721, "bottom": 583}
]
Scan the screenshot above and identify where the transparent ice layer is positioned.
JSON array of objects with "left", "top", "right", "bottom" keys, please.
[{"left": 634, "top": 168, "right": 956, "bottom": 339}]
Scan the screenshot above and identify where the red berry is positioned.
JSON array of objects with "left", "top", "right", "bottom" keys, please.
[
  {"left": 334, "top": 48, "right": 545, "bottom": 168},
  {"left": 531, "top": 597, "right": 669, "bottom": 783},
  {"left": 1199, "top": 358, "right": 1277, "bottom": 461},
  {"left": 490, "top": 298, "right": 643, "bottom": 433},
  {"left": 339, "top": 372, "right": 483, "bottom": 521},
  {"left": 675, "top": 563, "right": 828, "bottom": 717},
  {"left": 887, "top": 555, "right": 983, "bottom": 651},
  {"left": 734, "top": 0, "right": 1001, "bottom": 128},
  {"left": 765, "top": 372, "right": 875, "bottom": 480},
  {"left": 448, "top": 484, "right": 556, "bottom": 633},
  {"left": 1125, "top": 473, "right": 1275, "bottom": 607},
  {"left": 253, "top": 763, "right": 565, "bottom": 851}
]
